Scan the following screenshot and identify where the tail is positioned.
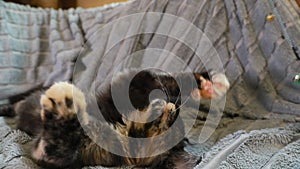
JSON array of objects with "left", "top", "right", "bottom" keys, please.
[
  {"left": 0, "top": 84, "right": 46, "bottom": 117},
  {"left": 158, "top": 138, "right": 202, "bottom": 169},
  {"left": 0, "top": 104, "right": 15, "bottom": 117},
  {"left": 162, "top": 151, "right": 201, "bottom": 169}
]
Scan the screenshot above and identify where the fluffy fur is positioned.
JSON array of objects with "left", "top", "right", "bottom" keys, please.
[
  {"left": 0, "top": 69, "right": 230, "bottom": 168},
  {"left": 96, "top": 69, "right": 229, "bottom": 126}
]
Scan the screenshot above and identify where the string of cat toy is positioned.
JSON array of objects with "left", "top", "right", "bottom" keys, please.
[
  {"left": 268, "top": 0, "right": 300, "bottom": 60},
  {"left": 268, "top": 0, "right": 300, "bottom": 85}
]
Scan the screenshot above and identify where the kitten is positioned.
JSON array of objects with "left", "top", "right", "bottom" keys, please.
[
  {"left": 30, "top": 82, "right": 192, "bottom": 168},
  {"left": 96, "top": 69, "right": 229, "bottom": 125},
  {"left": 0, "top": 69, "right": 230, "bottom": 168}
]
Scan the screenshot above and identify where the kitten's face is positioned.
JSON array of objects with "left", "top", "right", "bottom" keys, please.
[{"left": 191, "top": 73, "right": 230, "bottom": 101}]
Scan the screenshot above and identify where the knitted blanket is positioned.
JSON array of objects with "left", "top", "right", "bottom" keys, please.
[{"left": 0, "top": 0, "right": 299, "bottom": 168}]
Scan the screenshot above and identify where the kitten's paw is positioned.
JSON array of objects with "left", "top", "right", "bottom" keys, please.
[
  {"left": 33, "top": 82, "right": 87, "bottom": 168},
  {"left": 164, "top": 102, "right": 176, "bottom": 113},
  {"left": 40, "top": 82, "right": 88, "bottom": 124},
  {"left": 149, "top": 99, "right": 176, "bottom": 117},
  {"left": 150, "top": 99, "right": 167, "bottom": 111},
  {"left": 160, "top": 102, "right": 176, "bottom": 127},
  {"left": 150, "top": 99, "right": 177, "bottom": 128},
  {"left": 145, "top": 100, "right": 177, "bottom": 136},
  {"left": 192, "top": 72, "right": 230, "bottom": 100},
  {"left": 211, "top": 73, "right": 230, "bottom": 98},
  {"left": 151, "top": 99, "right": 176, "bottom": 120}
]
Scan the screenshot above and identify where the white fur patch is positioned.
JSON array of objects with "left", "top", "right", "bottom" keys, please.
[
  {"left": 32, "top": 139, "right": 46, "bottom": 161},
  {"left": 40, "top": 82, "right": 89, "bottom": 125},
  {"left": 211, "top": 73, "right": 230, "bottom": 97}
]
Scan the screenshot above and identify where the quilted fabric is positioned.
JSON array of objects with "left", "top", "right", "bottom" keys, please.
[{"left": 0, "top": 0, "right": 300, "bottom": 168}]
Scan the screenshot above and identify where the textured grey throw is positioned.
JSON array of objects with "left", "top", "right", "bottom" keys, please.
[{"left": 0, "top": 0, "right": 300, "bottom": 168}]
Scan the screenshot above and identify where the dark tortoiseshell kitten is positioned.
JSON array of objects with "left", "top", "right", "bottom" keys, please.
[{"left": 0, "top": 69, "right": 230, "bottom": 168}]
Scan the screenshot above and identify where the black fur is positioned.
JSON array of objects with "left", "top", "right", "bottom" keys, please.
[
  {"left": 14, "top": 91, "right": 44, "bottom": 136},
  {"left": 0, "top": 69, "right": 211, "bottom": 168},
  {"left": 0, "top": 104, "right": 14, "bottom": 117},
  {"left": 97, "top": 69, "right": 209, "bottom": 125}
]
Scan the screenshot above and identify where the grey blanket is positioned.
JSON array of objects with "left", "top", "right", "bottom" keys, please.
[{"left": 0, "top": 0, "right": 300, "bottom": 168}]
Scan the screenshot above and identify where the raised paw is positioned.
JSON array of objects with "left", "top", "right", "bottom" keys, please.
[
  {"left": 40, "top": 82, "right": 88, "bottom": 124},
  {"left": 143, "top": 100, "right": 177, "bottom": 137},
  {"left": 32, "top": 82, "right": 87, "bottom": 168},
  {"left": 211, "top": 73, "right": 230, "bottom": 98},
  {"left": 150, "top": 99, "right": 177, "bottom": 122},
  {"left": 150, "top": 99, "right": 167, "bottom": 109},
  {"left": 164, "top": 102, "right": 176, "bottom": 113},
  {"left": 160, "top": 102, "right": 176, "bottom": 127},
  {"left": 192, "top": 72, "right": 230, "bottom": 100}
]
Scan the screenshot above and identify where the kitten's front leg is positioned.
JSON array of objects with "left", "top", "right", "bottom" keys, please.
[
  {"left": 32, "top": 82, "right": 87, "bottom": 168},
  {"left": 122, "top": 99, "right": 180, "bottom": 167},
  {"left": 153, "top": 100, "right": 177, "bottom": 132}
]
